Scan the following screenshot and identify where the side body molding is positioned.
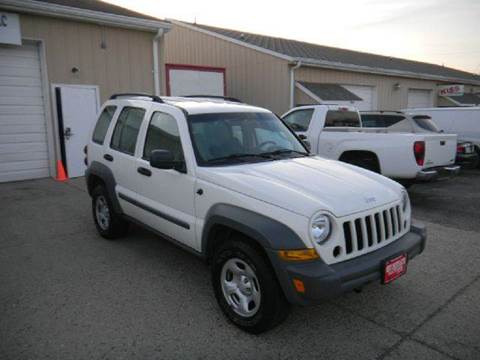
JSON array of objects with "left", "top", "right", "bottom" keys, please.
[
  {"left": 202, "top": 204, "right": 306, "bottom": 255},
  {"left": 85, "top": 161, "right": 122, "bottom": 214}
]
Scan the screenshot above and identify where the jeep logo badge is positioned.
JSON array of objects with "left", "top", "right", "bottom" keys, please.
[{"left": 364, "top": 197, "right": 376, "bottom": 203}]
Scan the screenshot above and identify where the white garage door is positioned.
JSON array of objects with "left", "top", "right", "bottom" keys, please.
[
  {"left": 167, "top": 65, "right": 225, "bottom": 97},
  {"left": 407, "top": 89, "right": 433, "bottom": 108},
  {"left": 342, "top": 85, "right": 376, "bottom": 111},
  {"left": 0, "top": 43, "right": 49, "bottom": 183}
]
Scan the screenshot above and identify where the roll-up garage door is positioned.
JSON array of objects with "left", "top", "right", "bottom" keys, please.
[
  {"left": 0, "top": 43, "right": 49, "bottom": 183},
  {"left": 407, "top": 89, "right": 433, "bottom": 108},
  {"left": 342, "top": 85, "right": 375, "bottom": 111},
  {"left": 166, "top": 64, "right": 225, "bottom": 97}
]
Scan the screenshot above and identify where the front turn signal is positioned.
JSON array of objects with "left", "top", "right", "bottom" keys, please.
[{"left": 278, "top": 248, "right": 320, "bottom": 261}]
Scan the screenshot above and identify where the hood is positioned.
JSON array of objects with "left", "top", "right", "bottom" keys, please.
[{"left": 198, "top": 156, "right": 402, "bottom": 218}]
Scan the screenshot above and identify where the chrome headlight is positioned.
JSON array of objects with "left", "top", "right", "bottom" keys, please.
[
  {"left": 310, "top": 214, "right": 331, "bottom": 244},
  {"left": 401, "top": 190, "right": 410, "bottom": 213}
]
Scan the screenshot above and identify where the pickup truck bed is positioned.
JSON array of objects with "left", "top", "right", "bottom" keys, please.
[{"left": 282, "top": 105, "right": 458, "bottom": 182}]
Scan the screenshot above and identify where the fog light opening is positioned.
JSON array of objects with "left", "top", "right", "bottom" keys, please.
[{"left": 333, "top": 246, "right": 342, "bottom": 258}]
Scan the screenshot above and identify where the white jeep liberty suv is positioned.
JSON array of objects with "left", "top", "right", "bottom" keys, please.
[{"left": 85, "top": 94, "right": 426, "bottom": 333}]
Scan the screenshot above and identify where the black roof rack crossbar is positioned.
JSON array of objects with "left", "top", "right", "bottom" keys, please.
[
  {"left": 110, "top": 93, "right": 164, "bottom": 103},
  {"left": 183, "top": 95, "right": 242, "bottom": 103}
]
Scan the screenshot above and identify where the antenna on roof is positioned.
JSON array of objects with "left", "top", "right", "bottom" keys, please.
[{"left": 194, "top": 15, "right": 197, "bottom": 24}]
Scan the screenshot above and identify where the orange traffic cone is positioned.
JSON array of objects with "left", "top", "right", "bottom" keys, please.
[{"left": 55, "top": 160, "right": 68, "bottom": 182}]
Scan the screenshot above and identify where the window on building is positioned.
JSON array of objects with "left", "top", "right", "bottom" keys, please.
[
  {"left": 143, "top": 112, "right": 184, "bottom": 162},
  {"left": 325, "top": 110, "right": 360, "bottom": 127},
  {"left": 92, "top": 106, "right": 116, "bottom": 144},
  {"left": 282, "top": 109, "right": 314, "bottom": 131},
  {"left": 110, "top": 107, "right": 145, "bottom": 155}
]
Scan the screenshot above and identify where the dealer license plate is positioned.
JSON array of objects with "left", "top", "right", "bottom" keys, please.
[{"left": 383, "top": 254, "right": 407, "bottom": 284}]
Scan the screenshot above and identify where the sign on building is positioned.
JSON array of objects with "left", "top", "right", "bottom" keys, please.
[
  {"left": 0, "top": 12, "right": 21, "bottom": 45},
  {"left": 438, "top": 84, "right": 464, "bottom": 97}
]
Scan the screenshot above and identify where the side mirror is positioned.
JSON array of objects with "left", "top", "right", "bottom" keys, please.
[
  {"left": 150, "top": 149, "right": 186, "bottom": 172},
  {"left": 150, "top": 149, "right": 175, "bottom": 170}
]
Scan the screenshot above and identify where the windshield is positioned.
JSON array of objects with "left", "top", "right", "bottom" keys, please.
[
  {"left": 187, "top": 112, "right": 309, "bottom": 166},
  {"left": 413, "top": 115, "right": 441, "bottom": 132}
]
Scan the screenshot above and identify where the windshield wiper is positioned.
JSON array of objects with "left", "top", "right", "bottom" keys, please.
[
  {"left": 260, "top": 149, "right": 310, "bottom": 157},
  {"left": 205, "top": 153, "right": 272, "bottom": 164}
]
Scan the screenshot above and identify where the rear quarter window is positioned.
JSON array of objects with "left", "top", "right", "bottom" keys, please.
[
  {"left": 361, "top": 114, "right": 405, "bottom": 128},
  {"left": 92, "top": 106, "right": 117, "bottom": 144}
]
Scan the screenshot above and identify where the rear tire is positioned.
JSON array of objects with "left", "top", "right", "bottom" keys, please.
[
  {"left": 340, "top": 153, "right": 380, "bottom": 173},
  {"left": 91, "top": 185, "right": 129, "bottom": 239},
  {"left": 211, "top": 237, "right": 290, "bottom": 334}
]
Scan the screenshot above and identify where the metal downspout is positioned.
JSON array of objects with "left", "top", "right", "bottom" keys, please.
[{"left": 290, "top": 60, "right": 302, "bottom": 108}]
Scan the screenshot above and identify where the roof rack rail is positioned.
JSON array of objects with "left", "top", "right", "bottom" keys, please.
[
  {"left": 110, "top": 93, "right": 164, "bottom": 103},
  {"left": 183, "top": 95, "right": 242, "bottom": 103}
]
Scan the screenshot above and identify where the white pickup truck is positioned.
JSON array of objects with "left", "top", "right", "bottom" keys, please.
[{"left": 282, "top": 105, "right": 459, "bottom": 185}]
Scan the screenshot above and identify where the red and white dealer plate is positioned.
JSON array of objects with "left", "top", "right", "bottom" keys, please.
[{"left": 383, "top": 254, "right": 407, "bottom": 284}]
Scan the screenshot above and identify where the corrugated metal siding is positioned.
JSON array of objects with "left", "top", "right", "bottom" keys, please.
[
  {"left": 163, "top": 25, "right": 290, "bottom": 114},
  {"left": 296, "top": 67, "right": 440, "bottom": 110},
  {"left": 19, "top": 13, "right": 156, "bottom": 102}
]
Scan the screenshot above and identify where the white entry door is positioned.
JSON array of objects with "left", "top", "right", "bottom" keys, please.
[{"left": 55, "top": 85, "right": 99, "bottom": 178}]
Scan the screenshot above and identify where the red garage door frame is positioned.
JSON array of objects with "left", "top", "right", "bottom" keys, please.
[{"left": 165, "top": 63, "right": 227, "bottom": 96}]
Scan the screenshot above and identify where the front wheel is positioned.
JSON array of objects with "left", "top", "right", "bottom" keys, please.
[{"left": 212, "top": 238, "right": 290, "bottom": 334}]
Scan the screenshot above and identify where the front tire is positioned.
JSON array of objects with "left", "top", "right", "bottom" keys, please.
[
  {"left": 91, "top": 185, "right": 129, "bottom": 239},
  {"left": 212, "top": 238, "right": 290, "bottom": 334}
]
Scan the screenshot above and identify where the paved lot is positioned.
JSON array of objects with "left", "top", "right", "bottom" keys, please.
[{"left": 1, "top": 170, "right": 479, "bottom": 359}]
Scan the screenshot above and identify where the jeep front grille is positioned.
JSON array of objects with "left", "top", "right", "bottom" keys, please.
[{"left": 342, "top": 205, "right": 406, "bottom": 255}]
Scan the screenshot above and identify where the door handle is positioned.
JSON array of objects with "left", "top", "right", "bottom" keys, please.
[
  {"left": 103, "top": 154, "right": 113, "bottom": 162},
  {"left": 64, "top": 127, "right": 74, "bottom": 140},
  {"left": 137, "top": 167, "right": 152, "bottom": 177}
]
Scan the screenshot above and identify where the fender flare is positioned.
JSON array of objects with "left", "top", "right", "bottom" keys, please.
[
  {"left": 201, "top": 203, "right": 306, "bottom": 257},
  {"left": 85, "top": 161, "right": 122, "bottom": 214}
]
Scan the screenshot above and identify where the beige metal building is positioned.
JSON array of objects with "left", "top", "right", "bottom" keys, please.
[
  {"left": 0, "top": 0, "right": 170, "bottom": 182},
  {"left": 163, "top": 21, "right": 480, "bottom": 115}
]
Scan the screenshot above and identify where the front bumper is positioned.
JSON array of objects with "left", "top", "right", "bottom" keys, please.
[
  {"left": 268, "top": 223, "right": 426, "bottom": 306},
  {"left": 415, "top": 165, "right": 460, "bottom": 182}
]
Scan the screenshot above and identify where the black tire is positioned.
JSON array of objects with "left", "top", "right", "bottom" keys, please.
[
  {"left": 211, "top": 237, "right": 290, "bottom": 334},
  {"left": 397, "top": 179, "right": 414, "bottom": 189},
  {"left": 91, "top": 185, "right": 129, "bottom": 239},
  {"left": 476, "top": 146, "right": 480, "bottom": 169}
]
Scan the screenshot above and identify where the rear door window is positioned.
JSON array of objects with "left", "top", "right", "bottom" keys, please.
[
  {"left": 110, "top": 107, "right": 146, "bottom": 155},
  {"left": 325, "top": 110, "right": 360, "bottom": 127},
  {"left": 282, "top": 109, "right": 314, "bottom": 131},
  {"left": 92, "top": 106, "right": 116, "bottom": 144}
]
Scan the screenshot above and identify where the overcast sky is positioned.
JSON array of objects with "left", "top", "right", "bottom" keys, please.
[{"left": 104, "top": 0, "right": 480, "bottom": 74}]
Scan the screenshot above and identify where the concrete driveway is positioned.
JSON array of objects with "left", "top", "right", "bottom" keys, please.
[{"left": 1, "top": 171, "right": 479, "bottom": 359}]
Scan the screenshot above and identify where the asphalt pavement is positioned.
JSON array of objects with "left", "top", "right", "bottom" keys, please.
[{"left": 1, "top": 170, "right": 479, "bottom": 359}]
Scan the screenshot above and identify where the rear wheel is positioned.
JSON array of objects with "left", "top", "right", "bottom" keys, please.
[
  {"left": 340, "top": 152, "right": 380, "bottom": 173},
  {"left": 211, "top": 238, "right": 290, "bottom": 334},
  {"left": 91, "top": 185, "right": 129, "bottom": 239}
]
